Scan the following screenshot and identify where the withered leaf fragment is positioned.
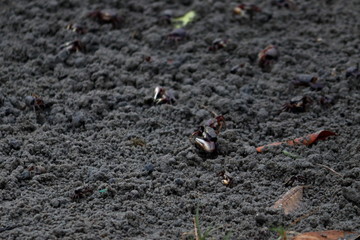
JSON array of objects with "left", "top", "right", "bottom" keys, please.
[
  {"left": 272, "top": 186, "right": 304, "bottom": 215},
  {"left": 291, "top": 230, "right": 359, "bottom": 240},
  {"left": 256, "top": 130, "right": 336, "bottom": 153}
]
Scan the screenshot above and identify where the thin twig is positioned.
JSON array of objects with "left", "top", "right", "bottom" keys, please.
[
  {"left": 180, "top": 230, "right": 194, "bottom": 240},
  {"left": 290, "top": 207, "right": 320, "bottom": 226},
  {"left": 316, "top": 164, "right": 343, "bottom": 178}
]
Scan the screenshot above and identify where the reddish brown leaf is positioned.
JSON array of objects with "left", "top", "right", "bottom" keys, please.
[
  {"left": 256, "top": 130, "right": 336, "bottom": 153},
  {"left": 272, "top": 186, "right": 304, "bottom": 215},
  {"left": 291, "top": 230, "right": 358, "bottom": 240}
]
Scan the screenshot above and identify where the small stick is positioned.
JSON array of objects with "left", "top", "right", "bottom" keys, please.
[{"left": 316, "top": 164, "right": 343, "bottom": 178}]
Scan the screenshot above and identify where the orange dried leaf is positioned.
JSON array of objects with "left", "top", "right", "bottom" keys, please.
[
  {"left": 291, "top": 230, "right": 358, "bottom": 240},
  {"left": 272, "top": 186, "right": 304, "bottom": 215},
  {"left": 256, "top": 130, "right": 336, "bottom": 153}
]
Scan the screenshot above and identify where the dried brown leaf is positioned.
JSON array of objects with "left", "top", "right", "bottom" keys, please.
[
  {"left": 256, "top": 130, "right": 336, "bottom": 152},
  {"left": 291, "top": 230, "right": 358, "bottom": 240},
  {"left": 272, "top": 186, "right": 304, "bottom": 215}
]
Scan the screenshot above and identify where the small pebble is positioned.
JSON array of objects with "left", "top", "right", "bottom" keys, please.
[
  {"left": 143, "top": 163, "right": 154, "bottom": 173},
  {"left": 50, "top": 199, "right": 60, "bottom": 208},
  {"left": 72, "top": 111, "right": 85, "bottom": 128},
  {"left": 24, "top": 95, "right": 35, "bottom": 107},
  {"left": 8, "top": 139, "right": 22, "bottom": 150},
  {"left": 174, "top": 178, "right": 184, "bottom": 186},
  {"left": 255, "top": 213, "right": 267, "bottom": 225},
  {"left": 19, "top": 170, "right": 31, "bottom": 180},
  {"left": 130, "top": 190, "right": 139, "bottom": 198}
]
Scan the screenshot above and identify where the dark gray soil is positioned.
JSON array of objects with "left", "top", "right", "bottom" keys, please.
[{"left": 1, "top": 0, "right": 360, "bottom": 239}]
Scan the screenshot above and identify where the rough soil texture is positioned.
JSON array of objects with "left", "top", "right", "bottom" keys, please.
[{"left": 1, "top": 0, "right": 360, "bottom": 239}]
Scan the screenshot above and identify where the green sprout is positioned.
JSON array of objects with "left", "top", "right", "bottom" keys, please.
[
  {"left": 99, "top": 188, "right": 108, "bottom": 193},
  {"left": 271, "top": 226, "right": 288, "bottom": 240},
  {"left": 183, "top": 207, "right": 231, "bottom": 240},
  {"left": 172, "top": 10, "right": 196, "bottom": 28},
  {"left": 282, "top": 150, "right": 300, "bottom": 159}
]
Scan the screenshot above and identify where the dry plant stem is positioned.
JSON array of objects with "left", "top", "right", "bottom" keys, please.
[
  {"left": 316, "top": 164, "right": 343, "bottom": 178},
  {"left": 290, "top": 207, "right": 320, "bottom": 226},
  {"left": 194, "top": 217, "right": 200, "bottom": 240},
  {"left": 180, "top": 231, "right": 194, "bottom": 240}
]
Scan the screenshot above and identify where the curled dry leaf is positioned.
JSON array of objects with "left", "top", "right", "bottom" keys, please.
[
  {"left": 256, "top": 130, "right": 336, "bottom": 153},
  {"left": 291, "top": 230, "right": 359, "bottom": 240},
  {"left": 272, "top": 186, "right": 304, "bottom": 215}
]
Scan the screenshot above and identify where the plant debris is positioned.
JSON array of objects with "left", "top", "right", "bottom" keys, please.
[
  {"left": 316, "top": 164, "right": 343, "bottom": 178},
  {"left": 131, "top": 137, "right": 147, "bottom": 147},
  {"left": 183, "top": 207, "right": 232, "bottom": 240},
  {"left": 290, "top": 208, "right": 320, "bottom": 226},
  {"left": 282, "top": 150, "right": 300, "bottom": 159},
  {"left": 256, "top": 130, "right": 336, "bottom": 153},
  {"left": 291, "top": 230, "right": 359, "bottom": 240},
  {"left": 271, "top": 226, "right": 288, "bottom": 240},
  {"left": 172, "top": 10, "right": 196, "bottom": 29},
  {"left": 272, "top": 186, "right": 305, "bottom": 215}
]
